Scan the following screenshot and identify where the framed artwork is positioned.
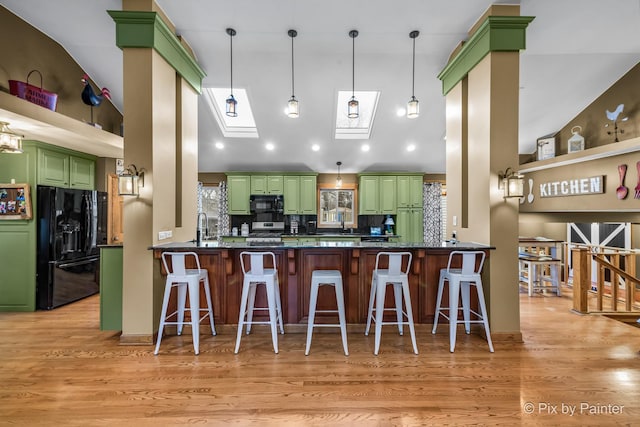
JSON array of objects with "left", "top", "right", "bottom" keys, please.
[
  {"left": 536, "top": 135, "right": 556, "bottom": 161},
  {"left": 0, "top": 183, "right": 32, "bottom": 220}
]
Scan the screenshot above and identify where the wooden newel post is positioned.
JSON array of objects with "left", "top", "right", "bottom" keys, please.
[{"left": 572, "top": 247, "right": 589, "bottom": 313}]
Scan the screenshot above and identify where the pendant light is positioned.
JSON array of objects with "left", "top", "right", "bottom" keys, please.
[
  {"left": 287, "top": 29, "right": 299, "bottom": 118},
  {"left": 0, "top": 122, "right": 23, "bottom": 153},
  {"left": 348, "top": 30, "right": 359, "bottom": 119},
  {"left": 225, "top": 28, "right": 237, "bottom": 117},
  {"left": 407, "top": 30, "right": 420, "bottom": 119},
  {"left": 336, "top": 161, "right": 343, "bottom": 188}
]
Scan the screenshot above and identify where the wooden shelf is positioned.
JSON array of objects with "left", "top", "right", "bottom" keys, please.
[
  {"left": 0, "top": 91, "right": 123, "bottom": 158},
  {"left": 519, "top": 136, "right": 640, "bottom": 173}
]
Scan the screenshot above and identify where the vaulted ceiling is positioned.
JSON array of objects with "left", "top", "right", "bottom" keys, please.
[{"left": 2, "top": 0, "right": 639, "bottom": 173}]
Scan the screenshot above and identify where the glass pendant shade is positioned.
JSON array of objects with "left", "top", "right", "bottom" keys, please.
[
  {"left": 0, "top": 122, "right": 23, "bottom": 153},
  {"left": 226, "top": 94, "right": 237, "bottom": 117},
  {"left": 335, "top": 161, "right": 343, "bottom": 188},
  {"left": 407, "top": 96, "right": 419, "bottom": 119},
  {"left": 287, "top": 96, "right": 299, "bottom": 118},
  {"left": 348, "top": 97, "right": 359, "bottom": 119}
]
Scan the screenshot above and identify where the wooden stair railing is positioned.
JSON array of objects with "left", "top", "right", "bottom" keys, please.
[{"left": 570, "top": 245, "right": 640, "bottom": 314}]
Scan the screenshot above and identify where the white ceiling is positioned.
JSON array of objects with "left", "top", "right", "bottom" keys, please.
[{"left": 1, "top": 0, "right": 639, "bottom": 174}]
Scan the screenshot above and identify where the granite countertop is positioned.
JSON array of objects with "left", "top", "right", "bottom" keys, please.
[{"left": 150, "top": 240, "right": 493, "bottom": 250}]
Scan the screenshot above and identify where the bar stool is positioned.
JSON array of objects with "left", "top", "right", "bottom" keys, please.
[
  {"left": 154, "top": 252, "right": 216, "bottom": 355},
  {"left": 365, "top": 252, "right": 418, "bottom": 355},
  {"left": 305, "top": 270, "right": 348, "bottom": 356},
  {"left": 432, "top": 250, "right": 494, "bottom": 353},
  {"left": 235, "top": 252, "right": 284, "bottom": 354}
]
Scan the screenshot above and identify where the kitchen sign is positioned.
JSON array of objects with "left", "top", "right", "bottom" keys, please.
[{"left": 539, "top": 176, "right": 604, "bottom": 198}]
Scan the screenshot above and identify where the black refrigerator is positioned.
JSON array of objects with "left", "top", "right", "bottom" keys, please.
[{"left": 36, "top": 185, "right": 107, "bottom": 310}]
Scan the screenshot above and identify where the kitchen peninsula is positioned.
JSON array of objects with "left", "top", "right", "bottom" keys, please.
[{"left": 151, "top": 240, "right": 492, "bottom": 327}]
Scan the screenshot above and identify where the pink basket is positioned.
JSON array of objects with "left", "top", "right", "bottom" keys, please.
[{"left": 9, "top": 70, "right": 58, "bottom": 111}]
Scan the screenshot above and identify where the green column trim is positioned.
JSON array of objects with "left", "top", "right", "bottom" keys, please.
[
  {"left": 438, "top": 16, "right": 534, "bottom": 95},
  {"left": 107, "top": 10, "right": 206, "bottom": 93}
]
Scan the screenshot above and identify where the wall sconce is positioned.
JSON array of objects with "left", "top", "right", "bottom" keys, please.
[
  {"left": 0, "top": 122, "right": 24, "bottom": 153},
  {"left": 499, "top": 167, "right": 524, "bottom": 198},
  {"left": 118, "top": 164, "right": 145, "bottom": 196}
]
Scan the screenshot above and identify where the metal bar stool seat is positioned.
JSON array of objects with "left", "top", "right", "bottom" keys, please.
[
  {"left": 365, "top": 251, "right": 418, "bottom": 355},
  {"left": 235, "top": 251, "right": 284, "bottom": 353},
  {"left": 154, "top": 252, "right": 216, "bottom": 355},
  {"left": 432, "top": 250, "right": 494, "bottom": 352},
  {"left": 305, "top": 270, "right": 348, "bottom": 356}
]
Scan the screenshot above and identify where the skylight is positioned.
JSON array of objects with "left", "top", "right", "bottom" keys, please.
[
  {"left": 335, "top": 90, "right": 380, "bottom": 139},
  {"left": 203, "top": 87, "right": 258, "bottom": 138}
]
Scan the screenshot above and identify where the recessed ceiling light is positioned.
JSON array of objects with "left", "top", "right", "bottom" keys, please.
[
  {"left": 407, "top": 144, "right": 416, "bottom": 152},
  {"left": 215, "top": 142, "right": 224, "bottom": 149},
  {"left": 265, "top": 143, "right": 275, "bottom": 151},
  {"left": 396, "top": 108, "right": 406, "bottom": 117},
  {"left": 311, "top": 144, "right": 320, "bottom": 151},
  {"left": 361, "top": 144, "right": 370, "bottom": 152}
]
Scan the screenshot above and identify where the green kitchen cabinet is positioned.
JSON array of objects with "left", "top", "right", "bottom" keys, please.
[
  {"left": 396, "top": 208, "right": 424, "bottom": 243},
  {"left": 359, "top": 175, "right": 396, "bottom": 214},
  {"left": 284, "top": 175, "right": 317, "bottom": 214},
  {"left": 69, "top": 156, "right": 95, "bottom": 189},
  {"left": 266, "top": 176, "right": 284, "bottom": 194},
  {"left": 299, "top": 175, "right": 317, "bottom": 214},
  {"left": 379, "top": 176, "right": 397, "bottom": 214},
  {"left": 37, "top": 148, "right": 95, "bottom": 190},
  {"left": 227, "top": 175, "right": 251, "bottom": 214},
  {"left": 359, "top": 175, "right": 380, "bottom": 214},
  {"left": 283, "top": 176, "right": 300, "bottom": 214},
  {"left": 251, "top": 175, "right": 283, "bottom": 195},
  {"left": 100, "top": 246, "right": 123, "bottom": 331},
  {"left": 38, "top": 148, "right": 69, "bottom": 187},
  {"left": 397, "top": 175, "right": 423, "bottom": 208}
]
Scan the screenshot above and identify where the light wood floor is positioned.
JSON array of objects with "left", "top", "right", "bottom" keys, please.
[{"left": 1, "top": 289, "right": 639, "bottom": 426}]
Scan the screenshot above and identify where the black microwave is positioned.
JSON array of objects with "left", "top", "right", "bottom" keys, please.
[{"left": 250, "top": 195, "right": 284, "bottom": 215}]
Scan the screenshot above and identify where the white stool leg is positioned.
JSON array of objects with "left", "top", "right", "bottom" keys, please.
[
  {"left": 528, "top": 263, "right": 535, "bottom": 296},
  {"left": 187, "top": 278, "right": 201, "bottom": 355},
  {"left": 265, "top": 277, "right": 279, "bottom": 353},
  {"left": 234, "top": 278, "right": 251, "bottom": 354},
  {"left": 432, "top": 273, "right": 445, "bottom": 334},
  {"left": 246, "top": 282, "right": 257, "bottom": 334},
  {"left": 154, "top": 281, "right": 173, "bottom": 355},
  {"left": 393, "top": 282, "right": 404, "bottom": 336},
  {"left": 334, "top": 277, "right": 349, "bottom": 356},
  {"left": 305, "top": 278, "right": 319, "bottom": 356},
  {"left": 553, "top": 264, "right": 561, "bottom": 296},
  {"left": 401, "top": 278, "right": 418, "bottom": 354},
  {"left": 475, "top": 280, "right": 494, "bottom": 352},
  {"left": 374, "top": 278, "right": 386, "bottom": 355},
  {"left": 176, "top": 281, "right": 187, "bottom": 335},
  {"left": 461, "top": 281, "right": 471, "bottom": 334},
  {"left": 448, "top": 277, "right": 460, "bottom": 352},
  {"left": 202, "top": 275, "right": 216, "bottom": 335},
  {"left": 365, "top": 273, "right": 377, "bottom": 336},
  {"left": 274, "top": 275, "right": 284, "bottom": 334}
]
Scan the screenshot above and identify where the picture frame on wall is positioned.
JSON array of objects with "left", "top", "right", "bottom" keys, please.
[
  {"left": 0, "top": 184, "right": 32, "bottom": 220},
  {"left": 536, "top": 134, "right": 556, "bottom": 161}
]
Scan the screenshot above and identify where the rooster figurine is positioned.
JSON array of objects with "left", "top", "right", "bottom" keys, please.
[
  {"left": 81, "top": 74, "right": 110, "bottom": 126},
  {"left": 81, "top": 74, "right": 110, "bottom": 106}
]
